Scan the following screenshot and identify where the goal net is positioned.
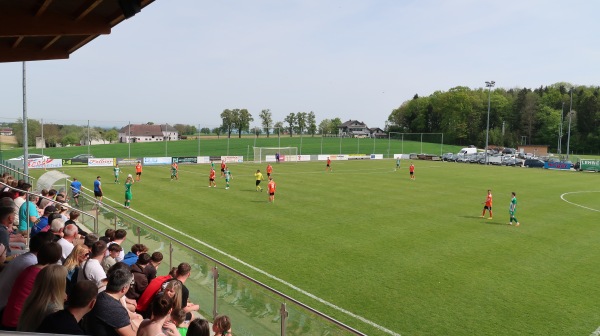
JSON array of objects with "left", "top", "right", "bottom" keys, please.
[{"left": 253, "top": 147, "right": 298, "bottom": 163}]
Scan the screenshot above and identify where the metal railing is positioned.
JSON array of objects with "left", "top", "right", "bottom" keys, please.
[{"left": 58, "top": 177, "right": 366, "bottom": 336}]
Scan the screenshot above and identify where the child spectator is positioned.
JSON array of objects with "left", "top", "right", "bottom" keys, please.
[
  {"left": 212, "top": 315, "right": 232, "bottom": 336},
  {"left": 102, "top": 243, "right": 123, "bottom": 272},
  {"left": 187, "top": 319, "right": 210, "bottom": 336}
]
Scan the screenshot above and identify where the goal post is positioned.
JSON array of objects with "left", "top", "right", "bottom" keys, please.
[
  {"left": 387, "top": 132, "right": 444, "bottom": 158},
  {"left": 253, "top": 147, "right": 298, "bottom": 163}
]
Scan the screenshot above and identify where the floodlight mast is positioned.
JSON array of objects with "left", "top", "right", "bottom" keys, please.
[{"left": 485, "top": 81, "right": 495, "bottom": 165}]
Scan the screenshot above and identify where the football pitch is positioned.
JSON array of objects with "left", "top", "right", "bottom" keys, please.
[{"left": 50, "top": 160, "right": 600, "bottom": 335}]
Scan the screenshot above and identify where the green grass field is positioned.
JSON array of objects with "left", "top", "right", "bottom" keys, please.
[{"left": 31, "top": 157, "right": 600, "bottom": 336}]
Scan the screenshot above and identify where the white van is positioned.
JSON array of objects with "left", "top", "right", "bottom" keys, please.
[{"left": 458, "top": 147, "right": 478, "bottom": 156}]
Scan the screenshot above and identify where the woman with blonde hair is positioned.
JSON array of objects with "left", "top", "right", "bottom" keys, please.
[
  {"left": 64, "top": 244, "right": 89, "bottom": 278},
  {"left": 17, "top": 264, "right": 67, "bottom": 332}
]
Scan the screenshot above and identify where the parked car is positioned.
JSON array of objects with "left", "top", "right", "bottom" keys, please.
[
  {"left": 69, "top": 154, "right": 95, "bottom": 163},
  {"left": 8, "top": 153, "right": 50, "bottom": 161},
  {"left": 523, "top": 158, "right": 545, "bottom": 168},
  {"left": 441, "top": 153, "right": 455, "bottom": 161},
  {"left": 504, "top": 157, "right": 524, "bottom": 167}
]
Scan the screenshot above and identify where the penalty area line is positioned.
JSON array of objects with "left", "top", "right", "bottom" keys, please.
[
  {"left": 100, "top": 196, "right": 401, "bottom": 336},
  {"left": 560, "top": 191, "right": 600, "bottom": 213}
]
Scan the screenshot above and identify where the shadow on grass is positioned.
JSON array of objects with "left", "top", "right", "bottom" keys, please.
[{"left": 460, "top": 215, "right": 510, "bottom": 226}]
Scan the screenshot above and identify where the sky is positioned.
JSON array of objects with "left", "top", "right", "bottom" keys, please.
[{"left": 1, "top": 0, "right": 599, "bottom": 130}]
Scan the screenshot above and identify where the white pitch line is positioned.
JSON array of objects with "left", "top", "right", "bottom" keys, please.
[
  {"left": 590, "top": 326, "right": 600, "bottom": 336},
  {"left": 98, "top": 194, "right": 401, "bottom": 336},
  {"left": 560, "top": 191, "right": 600, "bottom": 212}
]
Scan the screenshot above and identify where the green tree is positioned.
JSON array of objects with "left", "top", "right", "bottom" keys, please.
[
  {"left": 259, "top": 109, "right": 273, "bottom": 137},
  {"left": 200, "top": 127, "right": 211, "bottom": 134},
  {"left": 220, "top": 109, "right": 236, "bottom": 138},
  {"left": 11, "top": 118, "right": 41, "bottom": 147},
  {"left": 284, "top": 113, "right": 296, "bottom": 137},
  {"left": 296, "top": 112, "right": 307, "bottom": 135},
  {"left": 330, "top": 117, "right": 342, "bottom": 135},
  {"left": 237, "top": 109, "right": 253, "bottom": 138},
  {"left": 319, "top": 119, "right": 331, "bottom": 135},
  {"left": 104, "top": 129, "right": 118, "bottom": 143},
  {"left": 307, "top": 111, "right": 317, "bottom": 136},
  {"left": 274, "top": 121, "right": 284, "bottom": 137},
  {"left": 212, "top": 127, "right": 222, "bottom": 139}
]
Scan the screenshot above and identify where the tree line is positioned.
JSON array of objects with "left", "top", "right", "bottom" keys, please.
[
  {"left": 217, "top": 109, "right": 344, "bottom": 138},
  {"left": 387, "top": 83, "right": 600, "bottom": 153}
]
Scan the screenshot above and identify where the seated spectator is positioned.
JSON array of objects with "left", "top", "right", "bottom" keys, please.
[
  {"left": 144, "top": 251, "right": 163, "bottom": 283},
  {"left": 36, "top": 280, "right": 98, "bottom": 335},
  {"left": 56, "top": 203, "right": 69, "bottom": 222},
  {"left": 102, "top": 243, "right": 123, "bottom": 272},
  {"left": 57, "top": 223, "right": 77, "bottom": 263},
  {"left": 50, "top": 217, "right": 65, "bottom": 241},
  {"left": 137, "top": 294, "right": 178, "bottom": 336},
  {"left": 31, "top": 205, "right": 56, "bottom": 236},
  {"left": 212, "top": 315, "right": 232, "bottom": 336},
  {"left": 0, "top": 241, "right": 62, "bottom": 330},
  {"left": 78, "top": 240, "right": 108, "bottom": 292},
  {"left": 106, "top": 262, "right": 144, "bottom": 331},
  {"left": 122, "top": 243, "right": 148, "bottom": 266},
  {"left": 17, "top": 264, "right": 68, "bottom": 331},
  {"left": 64, "top": 244, "right": 90, "bottom": 295},
  {"left": 126, "top": 253, "right": 151, "bottom": 301},
  {"left": 0, "top": 232, "right": 55, "bottom": 311},
  {"left": 136, "top": 271, "right": 174, "bottom": 318},
  {"left": 83, "top": 233, "right": 99, "bottom": 249},
  {"left": 18, "top": 194, "right": 40, "bottom": 236},
  {"left": 65, "top": 211, "right": 87, "bottom": 238},
  {"left": 83, "top": 265, "right": 136, "bottom": 336},
  {"left": 37, "top": 189, "right": 49, "bottom": 208},
  {"left": 170, "top": 308, "right": 189, "bottom": 336},
  {"left": 187, "top": 319, "right": 210, "bottom": 336},
  {"left": 0, "top": 243, "right": 6, "bottom": 265},
  {"left": 100, "top": 228, "right": 115, "bottom": 244},
  {"left": 0, "top": 199, "right": 26, "bottom": 256},
  {"left": 107, "top": 229, "right": 127, "bottom": 261},
  {"left": 172, "top": 263, "right": 201, "bottom": 317}
]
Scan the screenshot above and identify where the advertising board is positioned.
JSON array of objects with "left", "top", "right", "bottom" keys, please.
[
  {"left": 88, "top": 158, "right": 115, "bottom": 167},
  {"left": 117, "top": 158, "right": 143, "bottom": 166},
  {"left": 544, "top": 161, "right": 572, "bottom": 170},
  {"left": 172, "top": 157, "right": 198, "bottom": 164},
  {"left": 143, "top": 157, "right": 172, "bottom": 166},
  {"left": 580, "top": 159, "right": 600, "bottom": 172},
  {"left": 28, "top": 158, "right": 62, "bottom": 169}
]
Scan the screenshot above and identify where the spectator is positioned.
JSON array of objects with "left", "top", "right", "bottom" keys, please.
[
  {"left": 170, "top": 308, "right": 189, "bottom": 336},
  {"left": 102, "top": 243, "right": 122, "bottom": 272},
  {"left": 49, "top": 217, "right": 65, "bottom": 242},
  {"left": 78, "top": 240, "right": 108, "bottom": 292},
  {"left": 122, "top": 243, "right": 148, "bottom": 266},
  {"left": 0, "top": 243, "right": 6, "bottom": 265},
  {"left": 65, "top": 211, "right": 87, "bottom": 238},
  {"left": 56, "top": 203, "right": 69, "bottom": 222},
  {"left": 64, "top": 244, "right": 89, "bottom": 285},
  {"left": 100, "top": 228, "right": 115, "bottom": 244},
  {"left": 0, "top": 231, "right": 55, "bottom": 311},
  {"left": 144, "top": 251, "right": 163, "bottom": 283},
  {"left": 172, "top": 263, "right": 200, "bottom": 317},
  {"left": 107, "top": 229, "right": 127, "bottom": 261},
  {"left": 83, "top": 266, "right": 136, "bottom": 336},
  {"left": 84, "top": 232, "right": 99, "bottom": 248},
  {"left": 212, "top": 315, "right": 232, "bottom": 336},
  {"left": 136, "top": 272, "right": 174, "bottom": 317},
  {"left": 18, "top": 193, "right": 39, "bottom": 236},
  {"left": 36, "top": 280, "right": 97, "bottom": 335},
  {"left": 31, "top": 205, "right": 56, "bottom": 236},
  {"left": 126, "top": 253, "right": 151, "bottom": 300},
  {"left": 1, "top": 241, "right": 62, "bottom": 330},
  {"left": 137, "top": 294, "right": 178, "bottom": 336},
  {"left": 57, "top": 223, "right": 77, "bottom": 263},
  {"left": 106, "top": 262, "right": 143, "bottom": 331},
  {"left": 17, "top": 264, "right": 68, "bottom": 332},
  {"left": 37, "top": 189, "right": 49, "bottom": 208},
  {"left": 0, "top": 205, "right": 17, "bottom": 257},
  {"left": 187, "top": 319, "right": 210, "bottom": 336},
  {"left": 12, "top": 183, "right": 30, "bottom": 228}
]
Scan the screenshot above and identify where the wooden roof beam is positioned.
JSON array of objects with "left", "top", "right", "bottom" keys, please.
[
  {"left": 75, "top": 0, "right": 103, "bottom": 22},
  {"left": 0, "top": 46, "right": 69, "bottom": 62},
  {"left": 0, "top": 9, "right": 110, "bottom": 37},
  {"left": 35, "top": 0, "right": 54, "bottom": 17}
]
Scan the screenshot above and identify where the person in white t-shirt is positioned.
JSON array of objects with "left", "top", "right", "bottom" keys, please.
[{"left": 78, "top": 240, "right": 108, "bottom": 292}]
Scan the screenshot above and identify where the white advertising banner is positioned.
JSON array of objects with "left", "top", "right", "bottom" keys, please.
[
  {"left": 88, "top": 158, "right": 115, "bottom": 167},
  {"left": 318, "top": 155, "right": 348, "bottom": 161},
  {"left": 197, "top": 156, "right": 211, "bottom": 164},
  {"left": 28, "top": 158, "right": 62, "bottom": 169},
  {"left": 221, "top": 156, "right": 244, "bottom": 163},
  {"left": 143, "top": 157, "right": 172, "bottom": 166},
  {"left": 370, "top": 154, "right": 384, "bottom": 159},
  {"left": 265, "top": 155, "right": 276, "bottom": 162}
]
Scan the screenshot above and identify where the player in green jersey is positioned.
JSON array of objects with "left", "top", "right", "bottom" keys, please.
[
  {"left": 224, "top": 168, "right": 233, "bottom": 189},
  {"left": 124, "top": 175, "right": 134, "bottom": 209},
  {"left": 114, "top": 164, "right": 121, "bottom": 183},
  {"left": 508, "top": 192, "right": 520, "bottom": 226}
]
